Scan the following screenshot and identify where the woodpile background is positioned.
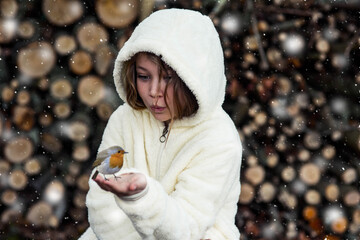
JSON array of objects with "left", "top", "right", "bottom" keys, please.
[{"left": 0, "top": 0, "right": 359, "bottom": 239}]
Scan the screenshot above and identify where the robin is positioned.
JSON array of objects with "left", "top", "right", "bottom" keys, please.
[{"left": 91, "top": 146, "right": 128, "bottom": 180}]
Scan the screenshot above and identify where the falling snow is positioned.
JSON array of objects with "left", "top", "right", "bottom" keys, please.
[{"left": 0, "top": 0, "right": 359, "bottom": 239}]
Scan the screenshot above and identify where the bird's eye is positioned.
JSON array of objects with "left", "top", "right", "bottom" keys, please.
[{"left": 118, "top": 150, "right": 121, "bottom": 153}]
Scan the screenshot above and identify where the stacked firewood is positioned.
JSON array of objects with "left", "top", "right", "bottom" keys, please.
[
  {"left": 0, "top": 0, "right": 132, "bottom": 238},
  {"left": 0, "top": 0, "right": 359, "bottom": 239},
  {"left": 220, "top": 1, "right": 360, "bottom": 239}
]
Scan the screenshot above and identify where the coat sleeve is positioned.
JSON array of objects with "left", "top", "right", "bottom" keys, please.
[
  {"left": 114, "top": 137, "right": 242, "bottom": 239},
  {"left": 84, "top": 105, "right": 131, "bottom": 239},
  {"left": 96, "top": 105, "right": 126, "bottom": 153}
]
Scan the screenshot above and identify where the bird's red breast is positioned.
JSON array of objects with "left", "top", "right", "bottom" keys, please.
[{"left": 109, "top": 152, "right": 124, "bottom": 168}]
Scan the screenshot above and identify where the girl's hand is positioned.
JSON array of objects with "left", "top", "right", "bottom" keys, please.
[{"left": 93, "top": 172, "right": 147, "bottom": 198}]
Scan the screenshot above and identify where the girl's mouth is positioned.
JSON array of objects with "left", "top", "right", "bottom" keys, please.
[{"left": 151, "top": 106, "right": 166, "bottom": 113}]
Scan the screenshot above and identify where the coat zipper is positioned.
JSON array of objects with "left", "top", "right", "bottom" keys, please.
[
  {"left": 156, "top": 123, "right": 168, "bottom": 180},
  {"left": 159, "top": 124, "right": 169, "bottom": 143}
]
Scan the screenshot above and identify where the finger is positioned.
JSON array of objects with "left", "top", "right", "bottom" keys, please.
[
  {"left": 104, "top": 178, "right": 132, "bottom": 193},
  {"left": 93, "top": 174, "right": 105, "bottom": 182},
  {"left": 93, "top": 175, "right": 114, "bottom": 190},
  {"left": 95, "top": 180, "right": 112, "bottom": 191},
  {"left": 100, "top": 184, "right": 112, "bottom": 192}
]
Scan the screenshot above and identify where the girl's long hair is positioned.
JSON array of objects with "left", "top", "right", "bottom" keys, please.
[{"left": 121, "top": 52, "right": 199, "bottom": 121}]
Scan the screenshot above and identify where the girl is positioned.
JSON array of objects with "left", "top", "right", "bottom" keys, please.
[{"left": 80, "top": 8, "right": 242, "bottom": 240}]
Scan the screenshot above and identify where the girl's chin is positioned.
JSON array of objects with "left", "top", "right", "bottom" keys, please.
[
  {"left": 154, "top": 116, "right": 171, "bottom": 122},
  {"left": 151, "top": 113, "right": 171, "bottom": 122}
]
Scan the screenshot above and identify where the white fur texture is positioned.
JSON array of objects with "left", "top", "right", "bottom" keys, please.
[{"left": 80, "top": 8, "right": 242, "bottom": 240}]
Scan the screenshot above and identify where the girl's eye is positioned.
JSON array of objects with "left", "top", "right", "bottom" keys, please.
[
  {"left": 137, "top": 74, "right": 150, "bottom": 81},
  {"left": 163, "top": 75, "right": 172, "bottom": 81}
]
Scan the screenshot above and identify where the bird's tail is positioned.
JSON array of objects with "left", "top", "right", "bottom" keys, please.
[{"left": 91, "top": 170, "right": 99, "bottom": 180}]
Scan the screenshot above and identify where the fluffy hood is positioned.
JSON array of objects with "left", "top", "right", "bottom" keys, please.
[{"left": 113, "top": 8, "right": 226, "bottom": 125}]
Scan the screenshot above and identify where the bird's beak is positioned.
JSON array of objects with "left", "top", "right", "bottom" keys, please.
[{"left": 124, "top": 151, "right": 129, "bottom": 154}]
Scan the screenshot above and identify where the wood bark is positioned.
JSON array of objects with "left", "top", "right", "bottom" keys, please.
[
  {"left": 24, "top": 156, "right": 44, "bottom": 176},
  {"left": 50, "top": 78, "right": 73, "bottom": 100},
  {"left": 95, "top": 0, "right": 139, "bottom": 28},
  {"left": 4, "top": 136, "right": 34, "bottom": 164},
  {"left": 76, "top": 21, "right": 109, "bottom": 53},
  {"left": 0, "top": 0, "right": 18, "bottom": 18},
  {"left": 69, "top": 50, "right": 93, "bottom": 75},
  {"left": 77, "top": 75, "right": 105, "bottom": 107},
  {"left": 26, "top": 201, "right": 53, "bottom": 227},
  {"left": 17, "top": 41, "right": 56, "bottom": 78},
  {"left": 94, "top": 43, "right": 116, "bottom": 76},
  {"left": 1, "top": 189, "right": 18, "bottom": 206},
  {"left": 42, "top": 0, "right": 83, "bottom": 26},
  {"left": 12, "top": 105, "right": 35, "bottom": 131},
  {"left": 9, "top": 169, "right": 28, "bottom": 191},
  {"left": 54, "top": 34, "right": 77, "bottom": 55},
  {"left": 17, "top": 20, "right": 37, "bottom": 39}
]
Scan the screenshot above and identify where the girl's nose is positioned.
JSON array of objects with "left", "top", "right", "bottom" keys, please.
[{"left": 150, "top": 79, "right": 163, "bottom": 98}]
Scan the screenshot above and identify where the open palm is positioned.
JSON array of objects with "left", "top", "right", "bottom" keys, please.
[{"left": 93, "top": 172, "right": 147, "bottom": 198}]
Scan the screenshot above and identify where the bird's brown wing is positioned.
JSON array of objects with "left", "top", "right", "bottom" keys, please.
[
  {"left": 97, "top": 148, "right": 111, "bottom": 159},
  {"left": 92, "top": 149, "right": 109, "bottom": 168},
  {"left": 92, "top": 158, "right": 103, "bottom": 168}
]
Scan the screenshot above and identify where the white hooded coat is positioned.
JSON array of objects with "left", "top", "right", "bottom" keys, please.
[{"left": 79, "top": 8, "right": 242, "bottom": 240}]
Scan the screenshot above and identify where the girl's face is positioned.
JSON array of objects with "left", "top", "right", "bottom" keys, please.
[{"left": 136, "top": 54, "right": 175, "bottom": 122}]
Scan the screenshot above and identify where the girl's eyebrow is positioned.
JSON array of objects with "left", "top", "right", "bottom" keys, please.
[{"left": 135, "top": 65, "right": 149, "bottom": 72}]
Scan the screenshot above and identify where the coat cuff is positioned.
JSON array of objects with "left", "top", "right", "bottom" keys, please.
[
  {"left": 120, "top": 182, "right": 149, "bottom": 201},
  {"left": 113, "top": 174, "right": 165, "bottom": 217},
  {"left": 113, "top": 168, "right": 150, "bottom": 201}
]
